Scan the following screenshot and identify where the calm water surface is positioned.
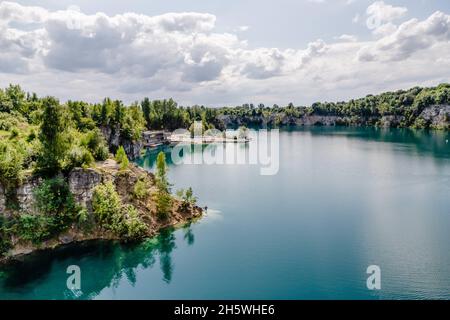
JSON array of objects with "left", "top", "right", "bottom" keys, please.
[{"left": 1, "top": 127, "right": 449, "bottom": 299}]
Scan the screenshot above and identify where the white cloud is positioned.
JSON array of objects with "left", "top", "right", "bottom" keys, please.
[
  {"left": 365, "top": 1, "right": 407, "bottom": 33},
  {"left": 0, "top": 1, "right": 449, "bottom": 106},
  {"left": 358, "top": 11, "right": 450, "bottom": 61},
  {"left": 237, "top": 25, "right": 249, "bottom": 32},
  {"left": 0, "top": 1, "right": 320, "bottom": 87},
  {"left": 334, "top": 34, "right": 358, "bottom": 42},
  {"left": 366, "top": 1, "right": 408, "bottom": 24}
]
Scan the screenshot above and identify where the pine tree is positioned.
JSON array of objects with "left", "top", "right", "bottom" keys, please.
[
  {"left": 155, "top": 151, "right": 172, "bottom": 219},
  {"left": 115, "top": 146, "right": 129, "bottom": 170},
  {"left": 36, "top": 97, "right": 69, "bottom": 175}
]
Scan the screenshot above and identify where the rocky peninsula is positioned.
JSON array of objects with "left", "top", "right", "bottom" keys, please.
[{"left": 0, "top": 159, "right": 202, "bottom": 263}]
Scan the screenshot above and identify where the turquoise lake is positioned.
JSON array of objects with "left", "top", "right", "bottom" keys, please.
[{"left": 1, "top": 127, "right": 449, "bottom": 299}]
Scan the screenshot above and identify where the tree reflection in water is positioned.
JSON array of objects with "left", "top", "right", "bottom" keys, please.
[
  {"left": 183, "top": 222, "right": 195, "bottom": 246},
  {"left": 0, "top": 225, "right": 194, "bottom": 299}
]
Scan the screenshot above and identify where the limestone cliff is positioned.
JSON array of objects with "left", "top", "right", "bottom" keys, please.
[
  {"left": 100, "top": 125, "right": 143, "bottom": 160},
  {"left": 216, "top": 105, "right": 450, "bottom": 129},
  {"left": 0, "top": 160, "right": 202, "bottom": 262}
]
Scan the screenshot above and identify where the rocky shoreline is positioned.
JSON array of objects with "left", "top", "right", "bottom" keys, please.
[
  {"left": 0, "top": 160, "right": 203, "bottom": 264},
  {"left": 215, "top": 105, "right": 450, "bottom": 130}
]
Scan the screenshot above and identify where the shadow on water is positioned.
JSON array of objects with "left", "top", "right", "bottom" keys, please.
[
  {"left": 182, "top": 221, "right": 195, "bottom": 247},
  {"left": 0, "top": 226, "right": 192, "bottom": 299}
]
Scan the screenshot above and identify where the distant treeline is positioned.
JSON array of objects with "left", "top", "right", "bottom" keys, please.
[
  {"left": 125, "top": 83, "right": 450, "bottom": 130},
  {"left": 1, "top": 83, "right": 449, "bottom": 186}
]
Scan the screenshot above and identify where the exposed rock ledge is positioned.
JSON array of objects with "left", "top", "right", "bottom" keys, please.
[
  {"left": 0, "top": 160, "right": 202, "bottom": 263},
  {"left": 215, "top": 105, "right": 450, "bottom": 129}
]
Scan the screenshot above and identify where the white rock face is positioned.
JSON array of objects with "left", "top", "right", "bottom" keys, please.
[
  {"left": 100, "top": 125, "right": 143, "bottom": 160},
  {"left": 0, "top": 169, "right": 104, "bottom": 216},
  {"left": 68, "top": 168, "right": 103, "bottom": 211},
  {"left": 15, "top": 177, "right": 41, "bottom": 212},
  {"left": 418, "top": 105, "right": 450, "bottom": 128}
]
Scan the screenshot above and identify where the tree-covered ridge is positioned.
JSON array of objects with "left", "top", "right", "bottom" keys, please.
[
  {"left": 0, "top": 85, "right": 147, "bottom": 183},
  {"left": 216, "top": 83, "right": 450, "bottom": 128},
  {"left": 0, "top": 82, "right": 449, "bottom": 185},
  {"left": 0, "top": 84, "right": 206, "bottom": 258},
  {"left": 0, "top": 82, "right": 448, "bottom": 184}
]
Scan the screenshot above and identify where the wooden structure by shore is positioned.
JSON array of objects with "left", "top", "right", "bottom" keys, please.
[{"left": 142, "top": 130, "right": 171, "bottom": 148}]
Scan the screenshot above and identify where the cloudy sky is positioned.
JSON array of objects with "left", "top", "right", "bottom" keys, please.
[{"left": 1, "top": 0, "right": 450, "bottom": 106}]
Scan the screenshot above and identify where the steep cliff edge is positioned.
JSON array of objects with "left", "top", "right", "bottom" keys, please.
[
  {"left": 216, "top": 105, "right": 450, "bottom": 129},
  {"left": 0, "top": 160, "right": 202, "bottom": 262},
  {"left": 100, "top": 125, "right": 143, "bottom": 160}
]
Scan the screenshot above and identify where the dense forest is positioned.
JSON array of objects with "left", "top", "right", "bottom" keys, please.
[
  {"left": 136, "top": 83, "right": 450, "bottom": 130},
  {"left": 1, "top": 83, "right": 449, "bottom": 180},
  {"left": 0, "top": 85, "right": 190, "bottom": 257},
  {"left": 1, "top": 82, "right": 449, "bottom": 189}
]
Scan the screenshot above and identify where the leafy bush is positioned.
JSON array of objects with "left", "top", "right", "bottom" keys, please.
[
  {"left": 95, "top": 144, "right": 109, "bottom": 161},
  {"left": 0, "top": 111, "right": 26, "bottom": 131},
  {"left": 75, "top": 207, "right": 93, "bottom": 231},
  {"left": 0, "top": 140, "right": 24, "bottom": 188},
  {"left": 9, "top": 127, "right": 19, "bottom": 139},
  {"left": 34, "top": 177, "right": 76, "bottom": 216},
  {"left": 120, "top": 204, "right": 147, "bottom": 239},
  {"left": 82, "top": 129, "right": 109, "bottom": 161},
  {"left": 26, "top": 129, "right": 37, "bottom": 142},
  {"left": 66, "top": 146, "right": 95, "bottom": 169},
  {"left": 413, "top": 117, "right": 428, "bottom": 129},
  {"left": 133, "top": 178, "right": 149, "bottom": 200},
  {"left": 92, "top": 181, "right": 122, "bottom": 230},
  {"left": 155, "top": 190, "right": 172, "bottom": 220},
  {"left": 92, "top": 182, "right": 147, "bottom": 239},
  {"left": 30, "top": 177, "right": 77, "bottom": 240},
  {"left": 14, "top": 214, "right": 55, "bottom": 244}
]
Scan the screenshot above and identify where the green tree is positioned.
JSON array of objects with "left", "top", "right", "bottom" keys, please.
[
  {"left": 176, "top": 187, "right": 197, "bottom": 211},
  {"left": 115, "top": 146, "right": 129, "bottom": 170},
  {"left": 92, "top": 182, "right": 146, "bottom": 239},
  {"left": 82, "top": 128, "right": 109, "bottom": 161},
  {"left": 120, "top": 104, "right": 146, "bottom": 140},
  {"left": 66, "top": 145, "right": 95, "bottom": 169},
  {"left": 15, "top": 214, "right": 54, "bottom": 244},
  {"left": 33, "top": 177, "right": 77, "bottom": 234},
  {"left": 133, "top": 177, "right": 149, "bottom": 199},
  {"left": 154, "top": 151, "right": 172, "bottom": 219},
  {"left": 36, "top": 97, "right": 70, "bottom": 175},
  {"left": 92, "top": 181, "right": 122, "bottom": 231},
  {"left": 121, "top": 204, "right": 147, "bottom": 239},
  {"left": 155, "top": 190, "right": 172, "bottom": 220},
  {"left": 155, "top": 151, "right": 169, "bottom": 192},
  {"left": 0, "top": 140, "right": 24, "bottom": 188},
  {"left": 141, "top": 97, "right": 151, "bottom": 128}
]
